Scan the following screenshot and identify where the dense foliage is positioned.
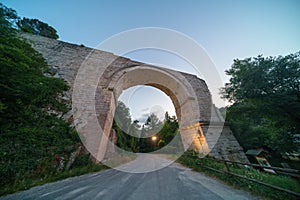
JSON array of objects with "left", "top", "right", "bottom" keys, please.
[
  {"left": 0, "top": 3, "right": 95, "bottom": 195},
  {"left": 221, "top": 53, "right": 300, "bottom": 154},
  {"left": 113, "top": 101, "right": 140, "bottom": 152},
  {"left": 17, "top": 17, "right": 59, "bottom": 39},
  {"left": 0, "top": 3, "right": 59, "bottom": 39},
  {"left": 113, "top": 101, "right": 180, "bottom": 153}
]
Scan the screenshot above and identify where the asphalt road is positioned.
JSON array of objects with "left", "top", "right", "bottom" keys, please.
[{"left": 1, "top": 154, "right": 257, "bottom": 200}]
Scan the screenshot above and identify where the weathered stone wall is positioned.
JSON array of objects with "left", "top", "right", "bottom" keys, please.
[
  {"left": 22, "top": 33, "right": 248, "bottom": 163},
  {"left": 209, "top": 126, "right": 248, "bottom": 161}
]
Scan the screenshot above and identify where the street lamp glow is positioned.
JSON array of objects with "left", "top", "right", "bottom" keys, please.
[{"left": 151, "top": 136, "right": 157, "bottom": 141}]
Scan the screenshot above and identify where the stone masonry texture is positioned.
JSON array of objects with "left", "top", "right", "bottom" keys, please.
[{"left": 21, "top": 33, "right": 249, "bottom": 163}]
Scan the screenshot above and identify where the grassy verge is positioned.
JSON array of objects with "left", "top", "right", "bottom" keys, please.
[
  {"left": 0, "top": 161, "right": 108, "bottom": 196},
  {"left": 177, "top": 151, "right": 300, "bottom": 200}
]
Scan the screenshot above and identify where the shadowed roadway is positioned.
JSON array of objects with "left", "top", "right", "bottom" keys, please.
[{"left": 1, "top": 154, "right": 257, "bottom": 200}]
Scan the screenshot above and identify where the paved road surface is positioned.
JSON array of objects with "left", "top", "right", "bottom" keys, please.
[{"left": 1, "top": 154, "right": 257, "bottom": 200}]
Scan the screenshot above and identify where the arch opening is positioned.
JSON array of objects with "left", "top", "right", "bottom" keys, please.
[
  {"left": 94, "top": 65, "right": 210, "bottom": 164},
  {"left": 118, "top": 85, "right": 176, "bottom": 125},
  {"left": 113, "top": 85, "right": 180, "bottom": 153}
]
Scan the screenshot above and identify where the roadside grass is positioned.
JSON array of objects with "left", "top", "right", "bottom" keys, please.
[
  {"left": 177, "top": 151, "right": 300, "bottom": 200},
  {"left": 0, "top": 163, "right": 108, "bottom": 197},
  {"left": 1, "top": 150, "right": 139, "bottom": 197}
]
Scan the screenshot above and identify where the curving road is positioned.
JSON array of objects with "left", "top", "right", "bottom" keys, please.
[{"left": 1, "top": 154, "right": 257, "bottom": 200}]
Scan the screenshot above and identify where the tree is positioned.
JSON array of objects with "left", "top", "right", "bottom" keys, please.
[
  {"left": 0, "top": 3, "right": 18, "bottom": 35},
  {"left": 157, "top": 112, "right": 179, "bottom": 144},
  {"left": 140, "top": 112, "right": 180, "bottom": 152},
  {"left": 221, "top": 53, "right": 300, "bottom": 154},
  {"left": 0, "top": 3, "right": 59, "bottom": 39},
  {"left": 0, "top": 4, "right": 81, "bottom": 193},
  {"left": 113, "top": 101, "right": 140, "bottom": 152},
  {"left": 112, "top": 104, "right": 181, "bottom": 153},
  {"left": 114, "top": 101, "right": 132, "bottom": 134},
  {"left": 156, "top": 112, "right": 182, "bottom": 152},
  {"left": 143, "top": 113, "right": 163, "bottom": 137},
  {"left": 17, "top": 17, "right": 59, "bottom": 39},
  {"left": 0, "top": 3, "right": 17, "bottom": 20}
]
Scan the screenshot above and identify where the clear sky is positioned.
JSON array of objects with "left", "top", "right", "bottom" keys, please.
[{"left": 3, "top": 0, "right": 299, "bottom": 121}]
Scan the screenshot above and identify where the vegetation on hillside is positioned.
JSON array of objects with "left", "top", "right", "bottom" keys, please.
[
  {"left": 17, "top": 17, "right": 59, "bottom": 39},
  {"left": 0, "top": 3, "right": 104, "bottom": 196},
  {"left": 0, "top": 3, "right": 58, "bottom": 39},
  {"left": 221, "top": 53, "right": 300, "bottom": 166}
]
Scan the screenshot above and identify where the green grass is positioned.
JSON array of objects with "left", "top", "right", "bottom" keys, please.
[
  {"left": 177, "top": 151, "right": 300, "bottom": 200},
  {"left": 0, "top": 163, "right": 108, "bottom": 196}
]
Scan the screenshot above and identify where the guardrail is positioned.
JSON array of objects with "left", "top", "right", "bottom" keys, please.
[
  {"left": 198, "top": 157, "right": 300, "bottom": 198},
  {"left": 205, "top": 158, "right": 300, "bottom": 177}
]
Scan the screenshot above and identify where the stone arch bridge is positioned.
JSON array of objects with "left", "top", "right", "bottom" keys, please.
[{"left": 22, "top": 33, "right": 248, "bottom": 163}]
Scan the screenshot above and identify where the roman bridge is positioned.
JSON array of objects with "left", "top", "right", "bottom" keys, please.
[{"left": 22, "top": 33, "right": 248, "bottom": 163}]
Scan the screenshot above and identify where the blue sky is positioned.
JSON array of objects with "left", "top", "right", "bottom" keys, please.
[{"left": 3, "top": 0, "right": 299, "bottom": 121}]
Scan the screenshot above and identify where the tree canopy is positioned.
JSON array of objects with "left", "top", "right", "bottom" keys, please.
[
  {"left": 17, "top": 17, "right": 59, "bottom": 39},
  {"left": 113, "top": 101, "right": 180, "bottom": 153},
  {"left": 0, "top": 3, "right": 18, "bottom": 35},
  {"left": 0, "top": 3, "right": 59, "bottom": 39},
  {"left": 221, "top": 53, "right": 300, "bottom": 154},
  {"left": 0, "top": 3, "right": 85, "bottom": 195}
]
